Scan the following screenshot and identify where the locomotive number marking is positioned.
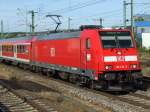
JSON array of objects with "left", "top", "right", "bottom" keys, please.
[{"left": 117, "top": 56, "right": 125, "bottom": 62}]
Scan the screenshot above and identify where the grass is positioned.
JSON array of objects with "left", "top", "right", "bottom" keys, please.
[
  {"left": 142, "top": 66, "right": 150, "bottom": 76},
  {"left": 0, "top": 65, "right": 23, "bottom": 82},
  {"left": 139, "top": 48, "right": 150, "bottom": 59},
  {"left": 9, "top": 74, "right": 19, "bottom": 82}
]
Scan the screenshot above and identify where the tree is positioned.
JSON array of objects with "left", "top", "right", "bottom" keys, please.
[{"left": 134, "top": 17, "right": 144, "bottom": 22}]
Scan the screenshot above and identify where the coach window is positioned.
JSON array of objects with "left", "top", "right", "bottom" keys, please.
[
  {"left": 19, "top": 45, "right": 21, "bottom": 53},
  {"left": 17, "top": 46, "right": 19, "bottom": 53},
  {"left": 17, "top": 45, "right": 21, "bottom": 53},
  {"left": 9, "top": 46, "right": 10, "bottom": 52},
  {"left": 11, "top": 46, "right": 13, "bottom": 51},
  {"left": 22, "top": 46, "right": 24, "bottom": 53},
  {"left": 21, "top": 45, "right": 23, "bottom": 53},
  {"left": 19, "top": 45, "right": 26, "bottom": 53},
  {"left": 86, "top": 38, "right": 91, "bottom": 49},
  {"left": 12, "top": 46, "right": 14, "bottom": 52},
  {"left": 3, "top": 46, "right": 6, "bottom": 51},
  {"left": 23, "top": 45, "right": 25, "bottom": 53},
  {"left": 5, "top": 46, "right": 6, "bottom": 51},
  {"left": 5, "top": 46, "right": 7, "bottom": 51},
  {"left": 8, "top": 46, "right": 9, "bottom": 52},
  {"left": 6, "top": 46, "right": 8, "bottom": 52},
  {"left": 25, "top": 46, "right": 28, "bottom": 54},
  {"left": 9, "top": 46, "right": 11, "bottom": 52},
  {"left": 11, "top": 46, "right": 13, "bottom": 52},
  {"left": 20, "top": 45, "right": 23, "bottom": 53},
  {"left": 6, "top": 46, "right": 8, "bottom": 51},
  {"left": 3, "top": 46, "right": 5, "bottom": 51},
  {"left": 2, "top": 46, "right": 3, "bottom": 51},
  {"left": 24, "top": 46, "right": 27, "bottom": 53}
]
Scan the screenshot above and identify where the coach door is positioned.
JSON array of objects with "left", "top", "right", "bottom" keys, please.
[{"left": 14, "top": 45, "right": 17, "bottom": 59}]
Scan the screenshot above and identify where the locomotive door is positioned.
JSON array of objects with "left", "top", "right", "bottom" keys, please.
[{"left": 81, "top": 37, "right": 92, "bottom": 70}]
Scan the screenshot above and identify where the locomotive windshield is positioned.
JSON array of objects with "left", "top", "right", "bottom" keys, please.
[{"left": 99, "top": 31, "right": 134, "bottom": 48}]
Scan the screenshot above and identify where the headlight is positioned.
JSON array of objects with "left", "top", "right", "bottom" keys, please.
[
  {"left": 105, "top": 65, "right": 112, "bottom": 70},
  {"left": 130, "top": 64, "right": 137, "bottom": 69}
]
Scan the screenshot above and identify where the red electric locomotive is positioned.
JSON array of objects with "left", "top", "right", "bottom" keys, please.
[
  {"left": 0, "top": 26, "right": 143, "bottom": 91},
  {"left": 31, "top": 26, "right": 142, "bottom": 91}
]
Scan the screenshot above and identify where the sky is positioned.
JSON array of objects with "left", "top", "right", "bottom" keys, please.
[{"left": 0, "top": 0, "right": 150, "bottom": 32}]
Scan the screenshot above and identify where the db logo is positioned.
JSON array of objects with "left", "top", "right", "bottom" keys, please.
[{"left": 117, "top": 56, "right": 125, "bottom": 61}]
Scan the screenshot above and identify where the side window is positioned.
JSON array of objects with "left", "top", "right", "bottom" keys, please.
[
  {"left": 20, "top": 45, "right": 22, "bottom": 53},
  {"left": 86, "top": 38, "right": 91, "bottom": 49},
  {"left": 17, "top": 45, "right": 21, "bottom": 53},
  {"left": 25, "top": 46, "right": 28, "bottom": 54},
  {"left": 21, "top": 45, "right": 23, "bottom": 53},
  {"left": 17, "top": 46, "right": 19, "bottom": 53},
  {"left": 12, "top": 46, "right": 14, "bottom": 52},
  {"left": 6, "top": 46, "right": 8, "bottom": 52},
  {"left": 17, "top": 45, "right": 27, "bottom": 53}
]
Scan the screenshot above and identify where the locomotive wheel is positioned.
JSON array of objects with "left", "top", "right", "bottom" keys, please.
[
  {"left": 5, "top": 60, "right": 12, "bottom": 65},
  {"left": 68, "top": 74, "right": 77, "bottom": 84},
  {"left": 18, "top": 63, "right": 23, "bottom": 68},
  {"left": 31, "top": 66, "right": 37, "bottom": 72},
  {"left": 41, "top": 68, "right": 47, "bottom": 75},
  {"left": 46, "top": 71, "right": 55, "bottom": 77},
  {"left": 58, "top": 72, "right": 69, "bottom": 80},
  {"left": 134, "top": 79, "right": 143, "bottom": 90},
  {"left": 23, "top": 64, "right": 28, "bottom": 70},
  {"left": 89, "top": 80, "right": 97, "bottom": 89},
  {"left": 101, "top": 80, "right": 108, "bottom": 90},
  {"left": 75, "top": 76, "right": 89, "bottom": 87}
]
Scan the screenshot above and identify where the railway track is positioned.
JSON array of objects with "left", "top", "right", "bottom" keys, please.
[
  {"left": 81, "top": 86, "right": 150, "bottom": 111},
  {"left": 1, "top": 64, "right": 150, "bottom": 112},
  {"left": 0, "top": 81, "right": 39, "bottom": 112},
  {"left": 23, "top": 71, "right": 150, "bottom": 111},
  {"left": 141, "top": 58, "right": 150, "bottom": 67},
  {"left": 117, "top": 93, "right": 150, "bottom": 110},
  {"left": 29, "top": 73, "right": 150, "bottom": 111},
  {"left": 143, "top": 76, "right": 150, "bottom": 82},
  {"left": 0, "top": 80, "right": 58, "bottom": 112}
]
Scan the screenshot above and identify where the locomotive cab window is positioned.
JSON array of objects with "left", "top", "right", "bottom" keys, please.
[
  {"left": 101, "top": 36, "right": 116, "bottom": 48},
  {"left": 99, "top": 31, "right": 134, "bottom": 48},
  {"left": 86, "top": 38, "right": 91, "bottom": 49},
  {"left": 117, "top": 36, "right": 133, "bottom": 48}
]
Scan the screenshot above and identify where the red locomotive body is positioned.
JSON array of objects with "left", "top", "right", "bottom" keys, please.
[
  {"left": 30, "top": 28, "right": 142, "bottom": 90},
  {"left": 0, "top": 27, "right": 143, "bottom": 91},
  {"left": 31, "top": 36, "right": 81, "bottom": 68}
]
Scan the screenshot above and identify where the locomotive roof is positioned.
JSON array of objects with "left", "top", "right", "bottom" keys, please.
[
  {"left": 0, "top": 31, "right": 81, "bottom": 43},
  {"left": 0, "top": 29, "right": 131, "bottom": 43},
  {"left": 37, "top": 31, "right": 81, "bottom": 40}
]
